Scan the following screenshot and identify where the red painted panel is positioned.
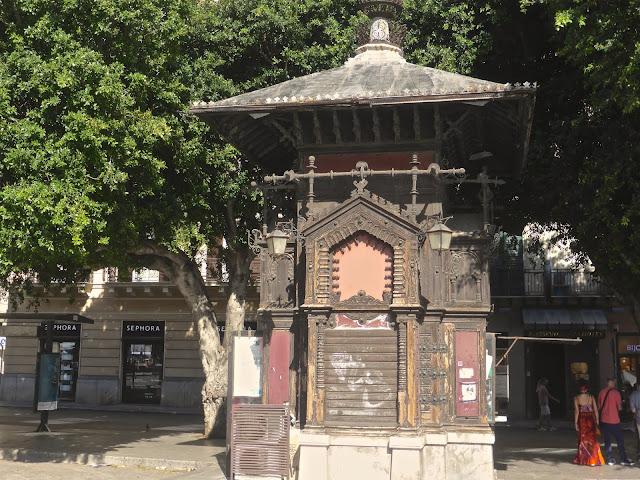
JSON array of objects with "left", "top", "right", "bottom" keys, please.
[
  {"left": 455, "top": 331, "right": 479, "bottom": 417},
  {"left": 312, "top": 151, "right": 436, "bottom": 173},
  {"left": 335, "top": 313, "right": 391, "bottom": 329},
  {"left": 268, "top": 331, "right": 290, "bottom": 405}
]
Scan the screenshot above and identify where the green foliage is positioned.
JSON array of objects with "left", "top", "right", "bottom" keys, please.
[
  {"left": 541, "top": 0, "right": 640, "bottom": 114},
  {"left": 0, "top": 0, "right": 234, "bottom": 288},
  {"left": 188, "top": 0, "right": 362, "bottom": 102},
  {"left": 494, "top": 0, "right": 640, "bottom": 301},
  {"left": 402, "top": 0, "right": 497, "bottom": 74}
]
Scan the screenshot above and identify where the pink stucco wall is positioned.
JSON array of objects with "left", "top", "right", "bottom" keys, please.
[{"left": 332, "top": 234, "right": 392, "bottom": 301}]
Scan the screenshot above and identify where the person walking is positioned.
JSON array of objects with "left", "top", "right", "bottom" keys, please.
[
  {"left": 573, "top": 381, "right": 604, "bottom": 466},
  {"left": 536, "top": 377, "right": 559, "bottom": 431},
  {"left": 598, "top": 376, "right": 634, "bottom": 466},
  {"left": 629, "top": 382, "right": 640, "bottom": 461}
]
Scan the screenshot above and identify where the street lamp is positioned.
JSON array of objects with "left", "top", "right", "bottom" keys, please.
[
  {"left": 265, "top": 229, "right": 289, "bottom": 256},
  {"left": 249, "top": 221, "right": 303, "bottom": 257},
  {"left": 427, "top": 222, "right": 453, "bottom": 252}
]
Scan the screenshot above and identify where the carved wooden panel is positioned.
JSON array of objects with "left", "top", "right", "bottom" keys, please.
[
  {"left": 301, "top": 196, "right": 421, "bottom": 306},
  {"left": 449, "top": 250, "right": 483, "bottom": 304},
  {"left": 419, "top": 322, "right": 448, "bottom": 424},
  {"left": 323, "top": 315, "right": 398, "bottom": 426},
  {"left": 260, "top": 251, "right": 295, "bottom": 308}
]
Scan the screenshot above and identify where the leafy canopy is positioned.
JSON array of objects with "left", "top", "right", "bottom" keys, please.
[
  {"left": 0, "top": 0, "right": 233, "bottom": 286},
  {"left": 494, "top": 1, "right": 640, "bottom": 302},
  {"left": 1, "top": 0, "right": 504, "bottom": 291}
]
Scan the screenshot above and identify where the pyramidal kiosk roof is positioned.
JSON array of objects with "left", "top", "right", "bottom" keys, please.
[{"left": 191, "top": 43, "right": 536, "bottom": 177}]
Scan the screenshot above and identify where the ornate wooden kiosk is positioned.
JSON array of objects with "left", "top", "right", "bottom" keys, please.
[{"left": 192, "top": 1, "right": 535, "bottom": 478}]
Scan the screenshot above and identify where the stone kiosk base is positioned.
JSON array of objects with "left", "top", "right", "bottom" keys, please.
[{"left": 297, "top": 428, "right": 495, "bottom": 480}]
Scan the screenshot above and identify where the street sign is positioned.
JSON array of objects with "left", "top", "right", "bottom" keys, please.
[{"left": 0, "top": 337, "right": 6, "bottom": 349}]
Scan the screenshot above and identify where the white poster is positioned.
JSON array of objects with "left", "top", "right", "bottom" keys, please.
[
  {"left": 232, "top": 336, "right": 263, "bottom": 397},
  {"left": 461, "top": 382, "right": 477, "bottom": 402},
  {"left": 459, "top": 367, "right": 474, "bottom": 379}
]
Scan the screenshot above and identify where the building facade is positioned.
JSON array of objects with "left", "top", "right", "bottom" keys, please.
[
  {"left": 487, "top": 231, "right": 638, "bottom": 422},
  {"left": 0, "top": 264, "right": 259, "bottom": 409}
]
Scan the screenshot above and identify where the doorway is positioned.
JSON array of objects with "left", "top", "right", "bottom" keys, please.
[
  {"left": 57, "top": 341, "right": 79, "bottom": 401},
  {"left": 121, "top": 321, "right": 165, "bottom": 404},
  {"left": 528, "top": 342, "right": 566, "bottom": 419},
  {"left": 122, "top": 340, "right": 164, "bottom": 404}
]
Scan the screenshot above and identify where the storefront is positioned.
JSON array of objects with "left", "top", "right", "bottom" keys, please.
[
  {"left": 521, "top": 309, "right": 606, "bottom": 419},
  {"left": 37, "top": 323, "right": 81, "bottom": 402},
  {"left": 122, "top": 321, "right": 165, "bottom": 404},
  {"left": 616, "top": 333, "right": 640, "bottom": 414}
]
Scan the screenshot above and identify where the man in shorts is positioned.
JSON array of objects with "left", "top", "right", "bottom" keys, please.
[{"left": 536, "top": 378, "right": 559, "bottom": 431}]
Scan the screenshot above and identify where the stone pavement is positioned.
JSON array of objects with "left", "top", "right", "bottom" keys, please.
[
  {"left": 495, "top": 420, "right": 640, "bottom": 479},
  {"left": 0, "top": 403, "right": 227, "bottom": 479},
  {"left": 1, "top": 403, "right": 640, "bottom": 479}
]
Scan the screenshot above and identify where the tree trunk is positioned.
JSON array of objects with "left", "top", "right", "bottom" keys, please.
[
  {"left": 223, "top": 245, "right": 255, "bottom": 352},
  {"left": 630, "top": 296, "right": 640, "bottom": 333},
  {"left": 132, "top": 241, "right": 227, "bottom": 438},
  {"left": 170, "top": 258, "right": 229, "bottom": 437}
]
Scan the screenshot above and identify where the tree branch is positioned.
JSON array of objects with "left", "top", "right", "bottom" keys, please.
[
  {"left": 225, "top": 198, "right": 238, "bottom": 246},
  {"left": 12, "top": 1, "right": 22, "bottom": 24}
]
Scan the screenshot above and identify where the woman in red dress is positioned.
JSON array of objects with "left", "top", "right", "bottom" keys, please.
[{"left": 573, "top": 381, "right": 605, "bottom": 466}]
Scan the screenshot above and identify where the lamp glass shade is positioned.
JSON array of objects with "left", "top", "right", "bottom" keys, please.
[
  {"left": 265, "top": 229, "right": 289, "bottom": 255},
  {"left": 427, "top": 223, "right": 453, "bottom": 251}
]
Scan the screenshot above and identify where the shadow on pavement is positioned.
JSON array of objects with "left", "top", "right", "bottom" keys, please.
[
  {"left": 0, "top": 405, "right": 225, "bottom": 470},
  {"left": 494, "top": 424, "right": 640, "bottom": 480}
]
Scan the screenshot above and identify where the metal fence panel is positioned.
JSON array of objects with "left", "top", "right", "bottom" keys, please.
[{"left": 230, "top": 404, "right": 290, "bottom": 480}]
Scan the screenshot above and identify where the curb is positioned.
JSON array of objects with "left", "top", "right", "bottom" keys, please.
[
  {"left": 0, "top": 448, "right": 221, "bottom": 471},
  {"left": 0, "top": 401, "right": 203, "bottom": 416}
]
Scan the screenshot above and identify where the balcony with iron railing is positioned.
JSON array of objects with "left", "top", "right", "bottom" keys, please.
[
  {"left": 97, "top": 257, "right": 262, "bottom": 286},
  {"left": 100, "top": 267, "right": 169, "bottom": 283},
  {"left": 204, "top": 256, "right": 261, "bottom": 285},
  {"left": 490, "top": 267, "right": 611, "bottom": 297},
  {"left": 21, "top": 256, "right": 263, "bottom": 289}
]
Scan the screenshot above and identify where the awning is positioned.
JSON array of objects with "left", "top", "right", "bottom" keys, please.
[{"left": 522, "top": 309, "right": 607, "bottom": 329}]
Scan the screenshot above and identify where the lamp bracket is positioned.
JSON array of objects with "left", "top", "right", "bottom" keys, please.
[
  {"left": 247, "top": 220, "right": 306, "bottom": 256},
  {"left": 417, "top": 214, "right": 452, "bottom": 245}
]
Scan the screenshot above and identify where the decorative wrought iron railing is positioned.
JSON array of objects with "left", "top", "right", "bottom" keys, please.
[{"left": 490, "top": 267, "right": 610, "bottom": 297}]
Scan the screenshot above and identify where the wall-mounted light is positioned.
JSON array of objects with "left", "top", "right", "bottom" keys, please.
[
  {"left": 265, "top": 229, "right": 289, "bottom": 256},
  {"left": 427, "top": 222, "right": 453, "bottom": 252},
  {"left": 249, "top": 221, "right": 304, "bottom": 257}
]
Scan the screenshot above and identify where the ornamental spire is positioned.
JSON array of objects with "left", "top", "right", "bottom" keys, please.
[{"left": 356, "top": 0, "right": 406, "bottom": 50}]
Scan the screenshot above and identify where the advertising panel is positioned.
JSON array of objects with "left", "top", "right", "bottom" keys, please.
[
  {"left": 36, "top": 353, "right": 60, "bottom": 411},
  {"left": 232, "top": 336, "right": 263, "bottom": 398}
]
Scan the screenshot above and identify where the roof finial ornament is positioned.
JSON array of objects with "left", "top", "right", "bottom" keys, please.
[{"left": 356, "top": 0, "right": 406, "bottom": 52}]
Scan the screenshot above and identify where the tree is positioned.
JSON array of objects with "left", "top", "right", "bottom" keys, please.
[
  {"left": 402, "top": 0, "right": 498, "bottom": 74},
  {"left": 0, "top": 0, "right": 242, "bottom": 436},
  {"left": 0, "top": 0, "right": 518, "bottom": 437},
  {"left": 0, "top": 0, "right": 367, "bottom": 437},
  {"left": 490, "top": 1, "right": 640, "bottom": 327}
]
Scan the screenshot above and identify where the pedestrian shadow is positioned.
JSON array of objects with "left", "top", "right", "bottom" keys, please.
[
  {"left": 494, "top": 425, "right": 640, "bottom": 472},
  {"left": 494, "top": 426, "right": 578, "bottom": 467},
  {"left": 0, "top": 406, "right": 223, "bottom": 470}
]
